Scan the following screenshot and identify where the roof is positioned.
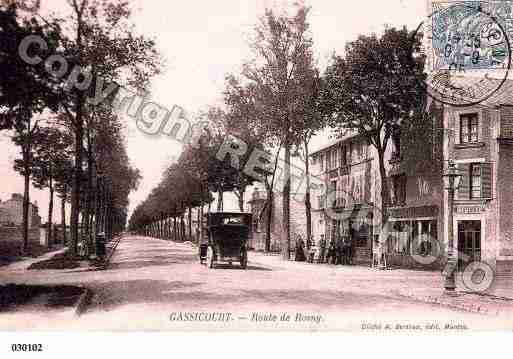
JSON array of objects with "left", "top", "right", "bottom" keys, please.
[
  {"left": 475, "top": 78, "right": 513, "bottom": 107},
  {"left": 431, "top": 75, "right": 513, "bottom": 108},
  {"left": 205, "top": 211, "right": 252, "bottom": 215},
  {"left": 310, "top": 132, "right": 361, "bottom": 156}
]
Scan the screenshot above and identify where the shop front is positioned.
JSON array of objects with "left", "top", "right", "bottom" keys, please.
[
  {"left": 452, "top": 204, "right": 488, "bottom": 271},
  {"left": 325, "top": 206, "right": 373, "bottom": 265},
  {"left": 386, "top": 205, "right": 443, "bottom": 270}
]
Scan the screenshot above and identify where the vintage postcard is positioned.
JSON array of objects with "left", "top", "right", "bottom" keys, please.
[{"left": 2, "top": 0, "right": 513, "bottom": 345}]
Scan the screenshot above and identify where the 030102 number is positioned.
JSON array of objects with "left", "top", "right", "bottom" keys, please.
[{"left": 11, "top": 344, "right": 43, "bottom": 352}]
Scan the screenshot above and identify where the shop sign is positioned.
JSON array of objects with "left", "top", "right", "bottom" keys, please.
[
  {"left": 389, "top": 205, "right": 438, "bottom": 219},
  {"left": 455, "top": 205, "right": 485, "bottom": 214}
]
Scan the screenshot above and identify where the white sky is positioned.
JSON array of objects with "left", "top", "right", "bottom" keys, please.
[{"left": 0, "top": 0, "right": 428, "bottom": 222}]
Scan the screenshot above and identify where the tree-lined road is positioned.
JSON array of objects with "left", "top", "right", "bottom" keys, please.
[{"left": 1, "top": 235, "right": 510, "bottom": 331}]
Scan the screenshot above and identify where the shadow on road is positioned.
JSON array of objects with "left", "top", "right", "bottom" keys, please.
[
  {"left": 206, "top": 263, "right": 272, "bottom": 271},
  {"left": 0, "top": 284, "right": 85, "bottom": 313},
  {"left": 84, "top": 278, "right": 430, "bottom": 313},
  {"left": 86, "top": 280, "right": 204, "bottom": 311}
]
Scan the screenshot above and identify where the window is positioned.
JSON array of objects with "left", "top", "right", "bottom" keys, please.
[
  {"left": 330, "top": 180, "right": 337, "bottom": 207},
  {"left": 340, "top": 146, "right": 347, "bottom": 167},
  {"left": 319, "top": 154, "right": 324, "bottom": 172},
  {"left": 352, "top": 219, "right": 370, "bottom": 247},
  {"left": 326, "top": 151, "right": 331, "bottom": 170},
  {"left": 317, "top": 194, "right": 326, "bottom": 209},
  {"left": 331, "top": 148, "right": 338, "bottom": 169},
  {"left": 457, "top": 221, "right": 481, "bottom": 267},
  {"left": 391, "top": 175, "right": 407, "bottom": 206},
  {"left": 457, "top": 162, "right": 492, "bottom": 200},
  {"left": 460, "top": 113, "right": 479, "bottom": 143},
  {"left": 388, "top": 220, "right": 437, "bottom": 256},
  {"left": 470, "top": 164, "right": 481, "bottom": 199}
]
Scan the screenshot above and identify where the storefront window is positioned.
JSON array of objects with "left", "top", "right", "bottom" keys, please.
[
  {"left": 351, "top": 218, "right": 370, "bottom": 247},
  {"left": 388, "top": 220, "right": 437, "bottom": 256}
]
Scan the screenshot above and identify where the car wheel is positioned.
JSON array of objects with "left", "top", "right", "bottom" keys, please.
[
  {"left": 240, "top": 249, "right": 247, "bottom": 269},
  {"left": 206, "top": 246, "right": 215, "bottom": 269}
]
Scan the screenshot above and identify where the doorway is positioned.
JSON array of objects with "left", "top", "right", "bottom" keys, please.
[{"left": 457, "top": 220, "right": 481, "bottom": 270}]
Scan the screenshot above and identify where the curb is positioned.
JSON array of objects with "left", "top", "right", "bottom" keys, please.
[
  {"left": 398, "top": 291, "right": 500, "bottom": 316},
  {"left": 75, "top": 287, "right": 94, "bottom": 316}
]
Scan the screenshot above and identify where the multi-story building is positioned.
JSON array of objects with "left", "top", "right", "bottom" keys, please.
[
  {"left": 310, "top": 134, "right": 378, "bottom": 265},
  {"left": 442, "top": 79, "right": 513, "bottom": 274},
  {"left": 310, "top": 78, "right": 513, "bottom": 272},
  {"left": 0, "top": 193, "right": 41, "bottom": 228}
]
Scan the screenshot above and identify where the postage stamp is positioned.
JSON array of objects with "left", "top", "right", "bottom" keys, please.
[{"left": 417, "top": 1, "right": 512, "bottom": 106}]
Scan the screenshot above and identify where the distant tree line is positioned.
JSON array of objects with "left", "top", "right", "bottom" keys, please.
[
  {"left": 0, "top": 1, "right": 161, "bottom": 257},
  {"left": 128, "top": 4, "right": 428, "bottom": 259}
]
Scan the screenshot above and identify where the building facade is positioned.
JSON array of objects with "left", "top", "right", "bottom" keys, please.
[
  {"left": 442, "top": 80, "right": 513, "bottom": 274},
  {"left": 310, "top": 134, "right": 378, "bottom": 265},
  {"left": 309, "top": 101, "right": 445, "bottom": 268},
  {"left": 309, "top": 79, "right": 513, "bottom": 272},
  {"left": 0, "top": 193, "right": 41, "bottom": 228}
]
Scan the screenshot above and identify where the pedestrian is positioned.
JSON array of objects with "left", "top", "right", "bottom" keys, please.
[
  {"left": 318, "top": 235, "right": 326, "bottom": 264},
  {"left": 346, "top": 237, "right": 353, "bottom": 265},
  {"left": 295, "top": 235, "right": 306, "bottom": 262},
  {"left": 326, "top": 239, "right": 336, "bottom": 264},
  {"left": 336, "top": 236, "right": 344, "bottom": 265},
  {"left": 342, "top": 237, "right": 351, "bottom": 265},
  {"left": 308, "top": 244, "right": 317, "bottom": 263}
]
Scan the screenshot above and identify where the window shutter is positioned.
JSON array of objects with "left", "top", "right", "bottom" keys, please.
[
  {"left": 454, "top": 114, "right": 461, "bottom": 144},
  {"left": 481, "top": 162, "right": 493, "bottom": 199},
  {"left": 500, "top": 106, "right": 513, "bottom": 138},
  {"left": 479, "top": 111, "right": 485, "bottom": 142},
  {"left": 456, "top": 163, "right": 470, "bottom": 200}
]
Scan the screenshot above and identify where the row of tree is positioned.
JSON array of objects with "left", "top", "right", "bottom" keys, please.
[
  {"left": 129, "top": 4, "right": 428, "bottom": 257},
  {"left": 0, "top": 1, "right": 161, "bottom": 256}
]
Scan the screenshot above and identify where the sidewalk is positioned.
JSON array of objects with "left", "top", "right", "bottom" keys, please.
[
  {"left": 2, "top": 247, "right": 67, "bottom": 272},
  {"left": 249, "top": 250, "right": 513, "bottom": 316}
]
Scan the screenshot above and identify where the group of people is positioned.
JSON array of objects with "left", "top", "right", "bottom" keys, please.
[{"left": 294, "top": 235, "right": 353, "bottom": 265}]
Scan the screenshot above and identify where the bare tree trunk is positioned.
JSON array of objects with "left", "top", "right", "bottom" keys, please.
[
  {"left": 61, "top": 189, "right": 67, "bottom": 245},
  {"left": 217, "top": 190, "right": 223, "bottom": 211},
  {"left": 47, "top": 176, "right": 54, "bottom": 248},
  {"left": 304, "top": 140, "right": 312, "bottom": 243},
  {"left": 236, "top": 188, "right": 245, "bottom": 212},
  {"left": 69, "top": 1, "right": 86, "bottom": 257},
  {"left": 282, "top": 130, "right": 291, "bottom": 260},
  {"left": 22, "top": 162, "right": 30, "bottom": 255},
  {"left": 197, "top": 206, "right": 202, "bottom": 243},
  {"left": 265, "top": 180, "right": 273, "bottom": 253},
  {"left": 377, "top": 148, "right": 390, "bottom": 266},
  {"left": 180, "top": 215, "right": 185, "bottom": 241},
  {"left": 188, "top": 207, "right": 192, "bottom": 240},
  {"left": 85, "top": 129, "right": 93, "bottom": 255},
  {"left": 70, "top": 113, "right": 83, "bottom": 257},
  {"left": 173, "top": 216, "right": 177, "bottom": 240}
]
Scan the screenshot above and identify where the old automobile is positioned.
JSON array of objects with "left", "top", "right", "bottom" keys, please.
[{"left": 199, "top": 212, "right": 252, "bottom": 269}]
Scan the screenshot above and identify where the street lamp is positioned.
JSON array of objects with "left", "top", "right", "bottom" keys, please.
[{"left": 442, "top": 160, "right": 462, "bottom": 293}]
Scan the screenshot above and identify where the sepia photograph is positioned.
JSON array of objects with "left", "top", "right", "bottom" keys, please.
[{"left": 1, "top": 0, "right": 513, "bottom": 353}]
